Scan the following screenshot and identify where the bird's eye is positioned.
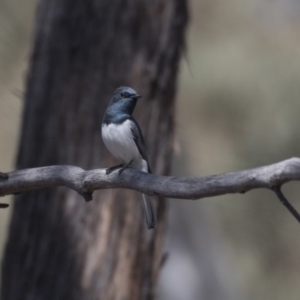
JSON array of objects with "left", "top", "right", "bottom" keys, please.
[{"left": 121, "top": 92, "right": 130, "bottom": 98}]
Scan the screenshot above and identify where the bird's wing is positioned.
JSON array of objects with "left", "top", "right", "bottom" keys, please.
[{"left": 129, "top": 117, "right": 151, "bottom": 173}]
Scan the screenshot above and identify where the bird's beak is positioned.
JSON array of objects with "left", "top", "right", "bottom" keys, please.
[{"left": 132, "top": 94, "right": 142, "bottom": 100}]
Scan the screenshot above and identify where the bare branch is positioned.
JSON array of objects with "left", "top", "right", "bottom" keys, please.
[
  {"left": 1, "top": 158, "right": 300, "bottom": 202},
  {"left": 272, "top": 186, "right": 300, "bottom": 223},
  {"left": 0, "top": 172, "right": 8, "bottom": 180}
]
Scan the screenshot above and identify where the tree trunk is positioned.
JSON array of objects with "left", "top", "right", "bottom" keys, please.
[{"left": 1, "top": 0, "right": 187, "bottom": 299}]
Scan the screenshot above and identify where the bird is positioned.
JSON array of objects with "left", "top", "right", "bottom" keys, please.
[{"left": 101, "top": 86, "right": 157, "bottom": 229}]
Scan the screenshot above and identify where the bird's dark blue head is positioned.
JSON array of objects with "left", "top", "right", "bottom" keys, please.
[
  {"left": 103, "top": 86, "right": 142, "bottom": 124},
  {"left": 111, "top": 86, "right": 141, "bottom": 106}
]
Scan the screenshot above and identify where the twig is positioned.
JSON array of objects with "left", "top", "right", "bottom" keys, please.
[
  {"left": 272, "top": 186, "right": 300, "bottom": 223},
  {"left": 0, "top": 172, "right": 8, "bottom": 180},
  {"left": 0, "top": 172, "right": 9, "bottom": 207}
]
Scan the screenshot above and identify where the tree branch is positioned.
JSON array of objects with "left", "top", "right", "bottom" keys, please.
[
  {"left": 1, "top": 158, "right": 300, "bottom": 204},
  {"left": 272, "top": 186, "right": 300, "bottom": 223}
]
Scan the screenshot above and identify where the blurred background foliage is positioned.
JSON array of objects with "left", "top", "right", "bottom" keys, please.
[
  {"left": 0, "top": 0, "right": 37, "bottom": 262},
  {"left": 1, "top": 0, "right": 300, "bottom": 299}
]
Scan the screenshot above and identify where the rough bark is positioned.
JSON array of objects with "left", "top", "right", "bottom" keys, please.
[
  {"left": 0, "top": 158, "right": 300, "bottom": 199},
  {"left": 1, "top": 1, "right": 188, "bottom": 299}
]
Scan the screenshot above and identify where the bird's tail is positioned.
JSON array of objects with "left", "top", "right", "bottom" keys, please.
[{"left": 142, "top": 193, "right": 157, "bottom": 230}]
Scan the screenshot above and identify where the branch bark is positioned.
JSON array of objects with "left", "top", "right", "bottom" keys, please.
[{"left": 1, "top": 157, "right": 300, "bottom": 201}]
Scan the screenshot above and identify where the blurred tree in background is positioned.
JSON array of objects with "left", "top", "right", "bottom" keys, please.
[
  {"left": 0, "top": 0, "right": 187, "bottom": 299},
  {"left": 2, "top": 0, "right": 300, "bottom": 299}
]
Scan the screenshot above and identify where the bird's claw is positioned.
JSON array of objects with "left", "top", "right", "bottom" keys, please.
[
  {"left": 118, "top": 160, "right": 133, "bottom": 175},
  {"left": 106, "top": 164, "right": 123, "bottom": 175}
]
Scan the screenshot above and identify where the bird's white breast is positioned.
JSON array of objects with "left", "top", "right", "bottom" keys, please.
[{"left": 102, "top": 120, "right": 142, "bottom": 166}]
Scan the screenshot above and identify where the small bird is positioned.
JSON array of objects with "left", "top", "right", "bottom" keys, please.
[{"left": 102, "top": 86, "right": 157, "bottom": 229}]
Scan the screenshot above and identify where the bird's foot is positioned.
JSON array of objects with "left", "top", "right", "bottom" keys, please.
[
  {"left": 106, "top": 164, "right": 123, "bottom": 175},
  {"left": 118, "top": 160, "right": 133, "bottom": 175}
]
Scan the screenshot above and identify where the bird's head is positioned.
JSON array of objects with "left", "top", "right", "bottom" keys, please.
[
  {"left": 113, "top": 86, "right": 141, "bottom": 102},
  {"left": 108, "top": 86, "right": 142, "bottom": 114}
]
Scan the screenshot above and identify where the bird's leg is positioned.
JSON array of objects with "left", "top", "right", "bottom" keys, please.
[
  {"left": 118, "top": 160, "right": 133, "bottom": 175},
  {"left": 106, "top": 164, "right": 123, "bottom": 175}
]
